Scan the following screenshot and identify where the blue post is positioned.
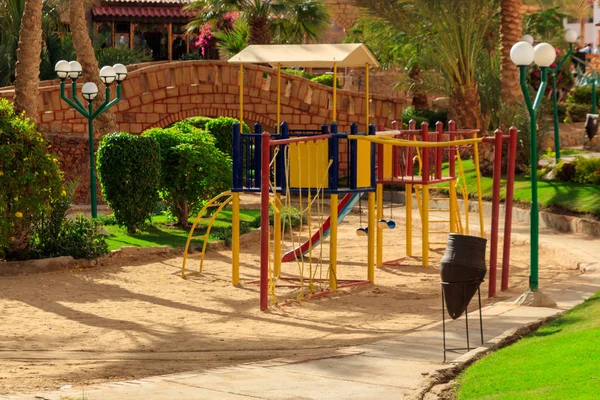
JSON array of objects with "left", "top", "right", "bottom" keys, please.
[
  {"left": 349, "top": 123, "right": 358, "bottom": 190},
  {"left": 369, "top": 124, "right": 376, "bottom": 189},
  {"left": 232, "top": 123, "right": 242, "bottom": 191},
  {"left": 254, "top": 122, "right": 262, "bottom": 189},
  {"left": 278, "top": 122, "right": 289, "bottom": 191},
  {"left": 329, "top": 122, "right": 339, "bottom": 191}
]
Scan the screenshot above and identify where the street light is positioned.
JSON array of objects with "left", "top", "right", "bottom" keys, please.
[
  {"left": 55, "top": 60, "right": 126, "bottom": 218},
  {"left": 510, "top": 40, "right": 556, "bottom": 293},
  {"left": 549, "top": 29, "right": 578, "bottom": 162}
]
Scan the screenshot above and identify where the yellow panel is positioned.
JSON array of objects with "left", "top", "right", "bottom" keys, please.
[
  {"left": 357, "top": 139, "right": 372, "bottom": 187},
  {"left": 383, "top": 144, "right": 393, "bottom": 180},
  {"left": 289, "top": 140, "right": 330, "bottom": 189}
]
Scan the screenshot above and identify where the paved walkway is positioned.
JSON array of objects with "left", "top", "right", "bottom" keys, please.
[{"left": 3, "top": 226, "right": 600, "bottom": 400}]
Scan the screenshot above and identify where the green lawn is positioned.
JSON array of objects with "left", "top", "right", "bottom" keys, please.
[
  {"left": 443, "top": 160, "right": 600, "bottom": 218},
  {"left": 103, "top": 209, "right": 260, "bottom": 251},
  {"left": 456, "top": 292, "right": 600, "bottom": 399}
]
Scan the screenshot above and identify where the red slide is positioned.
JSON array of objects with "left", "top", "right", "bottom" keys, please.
[{"left": 281, "top": 192, "right": 360, "bottom": 262}]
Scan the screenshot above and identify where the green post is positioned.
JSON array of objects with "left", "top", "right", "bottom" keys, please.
[
  {"left": 60, "top": 81, "right": 121, "bottom": 219},
  {"left": 88, "top": 102, "right": 96, "bottom": 218},
  {"left": 551, "top": 43, "right": 573, "bottom": 163},
  {"left": 519, "top": 66, "right": 549, "bottom": 292}
]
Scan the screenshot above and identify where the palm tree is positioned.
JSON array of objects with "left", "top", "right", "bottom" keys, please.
[
  {"left": 500, "top": 0, "right": 523, "bottom": 107},
  {"left": 13, "top": 0, "right": 43, "bottom": 122},
  {"left": 0, "top": 0, "right": 25, "bottom": 87},
  {"left": 186, "top": 0, "right": 329, "bottom": 45},
  {"left": 69, "top": 0, "right": 118, "bottom": 134},
  {"left": 353, "top": 0, "right": 498, "bottom": 129}
]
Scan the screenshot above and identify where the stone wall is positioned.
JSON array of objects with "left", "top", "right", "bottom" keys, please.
[{"left": 540, "top": 123, "right": 587, "bottom": 150}]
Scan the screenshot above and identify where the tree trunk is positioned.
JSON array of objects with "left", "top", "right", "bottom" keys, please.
[
  {"left": 408, "top": 66, "right": 429, "bottom": 110},
  {"left": 175, "top": 198, "right": 189, "bottom": 228},
  {"left": 580, "top": 17, "right": 586, "bottom": 46},
  {"left": 69, "top": 0, "right": 118, "bottom": 135},
  {"left": 13, "top": 0, "right": 42, "bottom": 123},
  {"left": 248, "top": 15, "right": 271, "bottom": 45},
  {"left": 499, "top": 0, "right": 522, "bottom": 109},
  {"left": 449, "top": 84, "right": 483, "bottom": 131}
]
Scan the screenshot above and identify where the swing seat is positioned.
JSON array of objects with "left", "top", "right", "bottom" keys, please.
[
  {"left": 378, "top": 219, "right": 396, "bottom": 229},
  {"left": 387, "top": 220, "right": 396, "bottom": 229},
  {"left": 356, "top": 227, "right": 368, "bottom": 237}
]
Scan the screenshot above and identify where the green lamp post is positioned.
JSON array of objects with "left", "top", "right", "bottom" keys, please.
[
  {"left": 510, "top": 40, "right": 557, "bottom": 292},
  {"left": 55, "top": 60, "right": 127, "bottom": 218}
]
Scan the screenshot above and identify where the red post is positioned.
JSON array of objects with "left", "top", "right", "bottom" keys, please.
[
  {"left": 435, "top": 121, "right": 443, "bottom": 179},
  {"left": 501, "top": 127, "right": 518, "bottom": 291},
  {"left": 421, "top": 122, "right": 429, "bottom": 183},
  {"left": 260, "top": 131, "right": 271, "bottom": 311},
  {"left": 489, "top": 129, "right": 503, "bottom": 298},
  {"left": 448, "top": 120, "right": 456, "bottom": 179}
]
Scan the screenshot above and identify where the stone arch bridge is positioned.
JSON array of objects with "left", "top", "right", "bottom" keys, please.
[{"left": 0, "top": 60, "right": 403, "bottom": 202}]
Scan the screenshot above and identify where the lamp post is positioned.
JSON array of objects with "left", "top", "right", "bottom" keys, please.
[
  {"left": 510, "top": 40, "right": 556, "bottom": 292},
  {"left": 55, "top": 61, "right": 127, "bottom": 218},
  {"left": 549, "top": 29, "right": 578, "bottom": 163}
]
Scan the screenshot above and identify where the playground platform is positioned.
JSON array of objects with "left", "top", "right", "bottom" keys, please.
[{"left": 3, "top": 224, "right": 599, "bottom": 400}]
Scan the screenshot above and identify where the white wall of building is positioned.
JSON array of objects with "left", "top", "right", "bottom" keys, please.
[{"left": 564, "top": 3, "right": 600, "bottom": 50}]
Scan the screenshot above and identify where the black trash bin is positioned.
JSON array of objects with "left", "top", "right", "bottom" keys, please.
[
  {"left": 440, "top": 234, "right": 487, "bottom": 320},
  {"left": 585, "top": 113, "right": 598, "bottom": 140}
]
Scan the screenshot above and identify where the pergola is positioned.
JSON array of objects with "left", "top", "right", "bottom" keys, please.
[{"left": 228, "top": 43, "right": 380, "bottom": 132}]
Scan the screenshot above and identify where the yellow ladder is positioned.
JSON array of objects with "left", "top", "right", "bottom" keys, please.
[{"left": 182, "top": 191, "right": 233, "bottom": 278}]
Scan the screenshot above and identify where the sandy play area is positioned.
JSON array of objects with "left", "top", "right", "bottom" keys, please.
[{"left": 0, "top": 202, "right": 581, "bottom": 395}]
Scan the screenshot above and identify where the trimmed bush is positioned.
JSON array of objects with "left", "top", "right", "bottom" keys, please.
[
  {"left": 555, "top": 161, "right": 577, "bottom": 182},
  {"left": 566, "top": 102, "right": 591, "bottom": 123},
  {"left": 283, "top": 69, "right": 315, "bottom": 80},
  {"left": 573, "top": 157, "right": 600, "bottom": 185},
  {"left": 310, "top": 74, "right": 342, "bottom": 89},
  {"left": 179, "top": 116, "right": 214, "bottom": 130},
  {"left": 143, "top": 125, "right": 232, "bottom": 226},
  {"left": 0, "top": 99, "right": 62, "bottom": 259},
  {"left": 29, "top": 181, "right": 109, "bottom": 260},
  {"left": 402, "top": 106, "right": 448, "bottom": 128},
  {"left": 97, "top": 133, "right": 161, "bottom": 234},
  {"left": 204, "top": 116, "right": 250, "bottom": 157}
]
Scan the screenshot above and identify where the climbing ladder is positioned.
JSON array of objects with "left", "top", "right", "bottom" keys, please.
[{"left": 182, "top": 191, "right": 233, "bottom": 278}]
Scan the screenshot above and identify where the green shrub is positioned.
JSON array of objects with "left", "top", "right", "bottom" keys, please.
[
  {"left": 557, "top": 102, "right": 567, "bottom": 121},
  {"left": 567, "top": 85, "right": 596, "bottom": 105},
  {"left": 143, "top": 125, "right": 232, "bottom": 226},
  {"left": 0, "top": 99, "right": 62, "bottom": 259},
  {"left": 97, "top": 133, "right": 161, "bottom": 234},
  {"left": 402, "top": 106, "right": 448, "bottom": 128},
  {"left": 179, "top": 116, "right": 214, "bottom": 130},
  {"left": 95, "top": 46, "right": 151, "bottom": 67},
  {"left": 310, "top": 74, "right": 342, "bottom": 89},
  {"left": 573, "top": 157, "right": 600, "bottom": 185},
  {"left": 204, "top": 117, "right": 250, "bottom": 157},
  {"left": 269, "top": 205, "right": 306, "bottom": 232},
  {"left": 283, "top": 69, "right": 315, "bottom": 80},
  {"left": 29, "top": 181, "right": 109, "bottom": 260},
  {"left": 566, "top": 102, "right": 591, "bottom": 123},
  {"left": 96, "top": 214, "right": 118, "bottom": 226},
  {"left": 555, "top": 161, "right": 577, "bottom": 182}
]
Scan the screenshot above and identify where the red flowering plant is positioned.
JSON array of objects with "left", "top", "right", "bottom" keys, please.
[
  {"left": 529, "top": 48, "right": 575, "bottom": 102},
  {"left": 195, "top": 12, "right": 239, "bottom": 59}
]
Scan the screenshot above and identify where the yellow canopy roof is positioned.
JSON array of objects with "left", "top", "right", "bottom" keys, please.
[{"left": 227, "top": 43, "right": 379, "bottom": 68}]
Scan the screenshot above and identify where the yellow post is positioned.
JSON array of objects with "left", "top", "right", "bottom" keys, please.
[
  {"left": 365, "top": 63, "right": 369, "bottom": 131},
  {"left": 232, "top": 192, "right": 240, "bottom": 286},
  {"left": 329, "top": 194, "right": 338, "bottom": 290},
  {"left": 406, "top": 184, "right": 412, "bottom": 256},
  {"left": 239, "top": 63, "right": 244, "bottom": 124},
  {"left": 376, "top": 183, "right": 383, "bottom": 267},
  {"left": 333, "top": 62, "right": 337, "bottom": 122},
  {"left": 449, "top": 180, "right": 457, "bottom": 233},
  {"left": 368, "top": 192, "right": 376, "bottom": 282},
  {"left": 277, "top": 64, "right": 281, "bottom": 133},
  {"left": 473, "top": 136, "right": 485, "bottom": 238},
  {"left": 422, "top": 186, "right": 429, "bottom": 268},
  {"left": 274, "top": 193, "right": 282, "bottom": 277}
]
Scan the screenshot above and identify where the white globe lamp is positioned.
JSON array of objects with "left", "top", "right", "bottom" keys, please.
[
  {"left": 68, "top": 61, "right": 82, "bottom": 80},
  {"left": 533, "top": 43, "right": 556, "bottom": 67},
  {"left": 55, "top": 60, "right": 71, "bottom": 80},
  {"left": 564, "top": 29, "right": 578, "bottom": 44},
  {"left": 112, "top": 63, "right": 128, "bottom": 83},
  {"left": 99, "top": 66, "right": 116, "bottom": 85},
  {"left": 82, "top": 82, "right": 98, "bottom": 102},
  {"left": 510, "top": 41, "right": 534, "bottom": 66},
  {"left": 521, "top": 34, "right": 534, "bottom": 45}
]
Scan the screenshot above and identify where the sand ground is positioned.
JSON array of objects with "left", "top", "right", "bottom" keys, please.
[{"left": 0, "top": 200, "right": 581, "bottom": 395}]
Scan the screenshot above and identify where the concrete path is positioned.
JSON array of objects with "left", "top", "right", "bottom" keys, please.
[{"left": 3, "top": 225, "right": 600, "bottom": 400}]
